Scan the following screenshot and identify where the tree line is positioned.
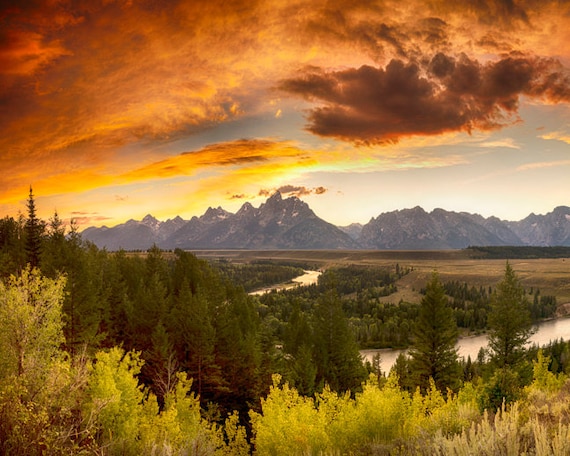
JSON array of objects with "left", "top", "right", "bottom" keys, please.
[{"left": 467, "top": 245, "right": 570, "bottom": 259}]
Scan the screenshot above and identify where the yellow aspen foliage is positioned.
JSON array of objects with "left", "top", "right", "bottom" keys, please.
[
  {"left": 329, "top": 373, "right": 412, "bottom": 451},
  {"left": 250, "top": 374, "right": 330, "bottom": 455},
  {"left": 0, "top": 266, "right": 66, "bottom": 384},
  {"left": 84, "top": 348, "right": 147, "bottom": 454}
]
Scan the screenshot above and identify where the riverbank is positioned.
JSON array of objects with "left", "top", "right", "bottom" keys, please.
[
  {"left": 361, "top": 315, "right": 570, "bottom": 374},
  {"left": 249, "top": 270, "right": 322, "bottom": 295}
]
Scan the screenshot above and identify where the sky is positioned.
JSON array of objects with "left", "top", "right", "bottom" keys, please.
[{"left": 2, "top": 0, "right": 570, "bottom": 229}]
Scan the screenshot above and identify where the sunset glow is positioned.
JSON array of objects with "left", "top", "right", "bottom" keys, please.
[{"left": 2, "top": 0, "right": 570, "bottom": 228}]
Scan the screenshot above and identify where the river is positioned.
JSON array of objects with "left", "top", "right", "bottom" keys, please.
[
  {"left": 249, "top": 270, "right": 322, "bottom": 295},
  {"left": 249, "top": 269, "right": 570, "bottom": 374},
  {"left": 361, "top": 317, "right": 570, "bottom": 374}
]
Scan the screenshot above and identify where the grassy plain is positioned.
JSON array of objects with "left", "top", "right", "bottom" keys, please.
[{"left": 192, "top": 249, "right": 570, "bottom": 313}]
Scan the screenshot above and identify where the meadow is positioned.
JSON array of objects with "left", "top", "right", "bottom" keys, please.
[{"left": 193, "top": 249, "right": 570, "bottom": 311}]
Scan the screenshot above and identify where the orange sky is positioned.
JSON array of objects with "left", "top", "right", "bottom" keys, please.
[{"left": 2, "top": 0, "right": 570, "bottom": 228}]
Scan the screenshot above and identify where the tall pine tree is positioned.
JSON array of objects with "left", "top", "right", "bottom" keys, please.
[
  {"left": 488, "top": 262, "right": 533, "bottom": 369},
  {"left": 25, "top": 187, "right": 44, "bottom": 269},
  {"left": 312, "top": 288, "right": 367, "bottom": 394},
  {"left": 409, "top": 272, "right": 460, "bottom": 393}
]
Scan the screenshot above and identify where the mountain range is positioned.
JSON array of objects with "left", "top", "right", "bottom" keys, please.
[{"left": 81, "top": 192, "right": 570, "bottom": 250}]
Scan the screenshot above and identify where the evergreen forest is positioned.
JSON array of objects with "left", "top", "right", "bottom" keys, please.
[{"left": 1, "top": 190, "right": 570, "bottom": 455}]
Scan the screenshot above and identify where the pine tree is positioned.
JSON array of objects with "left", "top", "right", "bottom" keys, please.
[
  {"left": 409, "top": 272, "right": 460, "bottom": 393},
  {"left": 40, "top": 210, "right": 67, "bottom": 278},
  {"left": 24, "top": 187, "right": 44, "bottom": 269},
  {"left": 284, "top": 304, "right": 316, "bottom": 395},
  {"left": 170, "top": 280, "right": 219, "bottom": 398},
  {"left": 312, "top": 288, "right": 367, "bottom": 393},
  {"left": 213, "top": 285, "right": 263, "bottom": 412},
  {"left": 0, "top": 216, "right": 26, "bottom": 276},
  {"left": 487, "top": 262, "right": 533, "bottom": 369}
]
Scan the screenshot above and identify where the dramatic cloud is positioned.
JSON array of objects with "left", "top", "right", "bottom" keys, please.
[
  {"left": 259, "top": 185, "right": 328, "bottom": 198},
  {"left": 1, "top": 0, "right": 570, "bottom": 226},
  {"left": 122, "top": 139, "right": 305, "bottom": 182},
  {"left": 280, "top": 54, "right": 570, "bottom": 144}
]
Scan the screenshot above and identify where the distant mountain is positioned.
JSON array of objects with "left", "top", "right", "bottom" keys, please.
[
  {"left": 338, "top": 223, "right": 363, "bottom": 240},
  {"left": 358, "top": 207, "right": 521, "bottom": 249},
  {"left": 358, "top": 206, "right": 570, "bottom": 249},
  {"left": 81, "top": 196, "right": 570, "bottom": 251},
  {"left": 163, "top": 192, "right": 358, "bottom": 249},
  {"left": 83, "top": 192, "right": 358, "bottom": 250},
  {"left": 508, "top": 206, "right": 570, "bottom": 246},
  {"left": 81, "top": 214, "right": 186, "bottom": 251}
]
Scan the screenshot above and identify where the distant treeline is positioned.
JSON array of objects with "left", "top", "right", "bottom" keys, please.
[
  {"left": 210, "top": 259, "right": 312, "bottom": 292},
  {"left": 467, "top": 246, "right": 570, "bottom": 259}
]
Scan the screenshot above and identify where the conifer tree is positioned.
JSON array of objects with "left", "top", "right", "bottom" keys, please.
[
  {"left": 41, "top": 210, "right": 67, "bottom": 278},
  {"left": 170, "top": 280, "right": 218, "bottom": 398},
  {"left": 409, "top": 272, "right": 460, "bottom": 393},
  {"left": 24, "top": 187, "right": 44, "bottom": 269},
  {"left": 312, "top": 288, "right": 367, "bottom": 393},
  {"left": 0, "top": 216, "right": 26, "bottom": 276},
  {"left": 487, "top": 262, "right": 533, "bottom": 369},
  {"left": 284, "top": 304, "right": 317, "bottom": 395},
  {"left": 213, "top": 285, "right": 263, "bottom": 412}
]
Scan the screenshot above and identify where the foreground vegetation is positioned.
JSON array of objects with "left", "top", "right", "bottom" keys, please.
[{"left": 1, "top": 190, "right": 570, "bottom": 454}]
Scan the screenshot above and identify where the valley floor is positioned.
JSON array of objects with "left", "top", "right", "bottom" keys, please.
[{"left": 193, "top": 249, "right": 570, "bottom": 308}]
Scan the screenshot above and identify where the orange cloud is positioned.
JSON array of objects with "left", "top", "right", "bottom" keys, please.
[
  {"left": 121, "top": 139, "right": 307, "bottom": 182},
  {"left": 0, "top": 29, "right": 70, "bottom": 76},
  {"left": 2, "top": 0, "right": 569, "bottom": 163},
  {"left": 1, "top": 0, "right": 570, "bottom": 226}
]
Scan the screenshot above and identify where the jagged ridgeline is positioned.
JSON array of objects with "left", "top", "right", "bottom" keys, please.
[{"left": 81, "top": 192, "right": 570, "bottom": 250}]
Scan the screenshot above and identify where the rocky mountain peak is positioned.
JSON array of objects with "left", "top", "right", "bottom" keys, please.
[
  {"left": 80, "top": 197, "right": 570, "bottom": 251},
  {"left": 553, "top": 206, "right": 570, "bottom": 216},
  {"left": 202, "top": 206, "right": 230, "bottom": 222},
  {"left": 142, "top": 214, "right": 157, "bottom": 223},
  {"left": 236, "top": 201, "right": 255, "bottom": 217},
  {"left": 268, "top": 191, "right": 282, "bottom": 202},
  {"left": 141, "top": 214, "right": 160, "bottom": 230}
]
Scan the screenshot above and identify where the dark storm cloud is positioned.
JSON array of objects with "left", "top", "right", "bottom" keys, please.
[{"left": 280, "top": 53, "right": 570, "bottom": 144}]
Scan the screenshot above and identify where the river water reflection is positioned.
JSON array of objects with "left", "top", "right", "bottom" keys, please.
[
  {"left": 361, "top": 317, "right": 570, "bottom": 374},
  {"left": 249, "top": 270, "right": 322, "bottom": 295}
]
